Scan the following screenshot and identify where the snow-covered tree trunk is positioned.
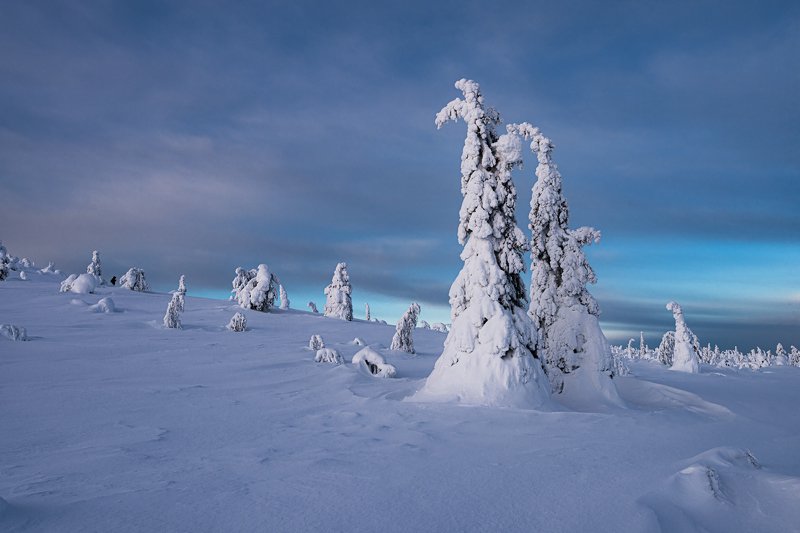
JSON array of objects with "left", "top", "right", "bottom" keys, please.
[
  {"left": 511, "top": 122, "right": 619, "bottom": 403},
  {"left": 415, "top": 79, "right": 549, "bottom": 408},
  {"left": 666, "top": 301, "right": 699, "bottom": 373},
  {"left": 323, "top": 262, "right": 352, "bottom": 321},
  {"left": 391, "top": 302, "right": 420, "bottom": 354},
  {"left": 365, "top": 303, "right": 371, "bottom": 322},
  {"left": 279, "top": 284, "right": 290, "bottom": 310}
]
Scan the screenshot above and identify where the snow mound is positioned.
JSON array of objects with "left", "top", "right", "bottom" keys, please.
[
  {"left": 89, "top": 297, "right": 116, "bottom": 314},
  {"left": 350, "top": 337, "right": 365, "bottom": 346},
  {"left": 641, "top": 447, "right": 800, "bottom": 533},
  {"left": 352, "top": 347, "right": 396, "bottom": 378},
  {"left": 315, "top": 348, "right": 343, "bottom": 364},
  {"left": 1, "top": 324, "right": 28, "bottom": 341},
  {"left": 60, "top": 273, "right": 98, "bottom": 294},
  {"left": 615, "top": 379, "right": 733, "bottom": 419}
]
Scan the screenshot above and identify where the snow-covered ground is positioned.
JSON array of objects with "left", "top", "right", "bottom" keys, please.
[{"left": 1, "top": 274, "right": 799, "bottom": 532}]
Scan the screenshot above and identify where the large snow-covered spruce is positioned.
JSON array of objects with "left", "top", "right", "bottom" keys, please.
[
  {"left": 513, "top": 122, "right": 619, "bottom": 403},
  {"left": 667, "top": 301, "right": 700, "bottom": 373},
  {"left": 415, "top": 79, "right": 549, "bottom": 408},
  {"left": 391, "top": 302, "right": 421, "bottom": 354},
  {"left": 323, "top": 262, "right": 353, "bottom": 321}
]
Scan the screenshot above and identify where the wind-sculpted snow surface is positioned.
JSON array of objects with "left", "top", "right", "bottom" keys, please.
[{"left": 1, "top": 277, "right": 799, "bottom": 533}]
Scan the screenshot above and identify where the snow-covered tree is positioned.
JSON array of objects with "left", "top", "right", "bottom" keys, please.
[
  {"left": 0, "top": 324, "right": 27, "bottom": 341},
  {"left": 227, "top": 312, "right": 247, "bottom": 332},
  {"left": 790, "top": 346, "right": 800, "bottom": 366},
  {"left": 625, "top": 339, "right": 636, "bottom": 359},
  {"left": 315, "top": 348, "right": 343, "bottom": 364},
  {"left": 234, "top": 264, "right": 279, "bottom": 312},
  {"left": 656, "top": 331, "right": 675, "bottom": 366},
  {"left": 230, "top": 267, "right": 254, "bottom": 300},
  {"left": 323, "top": 262, "right": 352, "bottom": 321},
  {"left": 511, "top": 122, "right": 618, "bottom": 401},
  {"left": 365, "top": 303, "right": 371, "bottom": 322},
  {"left": 307, "top": 301, "right": 318, "bottom": 313},
  {"left": 774, "top": 343, "right": 788, "bottom": 365},
  {"left": 308, "top": 334, "right": 325, "bottom": 351},
  {"left": 666, "top": 301, "right": 699, "bottom": 373},
  {"left": 120, "top": 267, "right": 149, "bottom": 291},
  {"left": 391, "top": 302, "right": 420, "bottom": 354},
  {"left": 163, "top": 276, "right": 185, "bottom": 329},
  {"left": 0, "top": 242, "right": 9, "bottom": 281},
  {"left": 415, "top": 79, "right": 549, "bottom": 408},
  {"left": 639, "top": 332, "right": 647, "bottom": 359},
  {"left": 177, "top": 275, "right": 187, "bottom": 295},
  {"left": 86, "top": 250, "right": 103, "bottom": 284},
  {"left": 279, "top": 284, "right": 290, "bottom": 310}
]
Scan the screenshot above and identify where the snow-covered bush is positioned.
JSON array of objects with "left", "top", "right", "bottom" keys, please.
[
  {"left": 0, "top": 324, "right": 28, "bottom": 341},
  {"left": 323, "top": 262, "right": 353, "bottom": 321},
  {"left": 234, "top": 264, "right": 279, "bottom": 312},
  {"left": 89, "top": 297, "right": 116, "bottom": 313},
  {"left": 120, "top": 267, "right": 149, "bottom": 291},
  {"left": 315, "top": 348, "right": 343, "bottom": 364},
  {"left": 365, "top": 303, "right": 371, "bottom": 321},
  {"left": 418, "top": 320, "right": 430, "bottom": 330},
  {"left": 60, "top": 273, "right": 98, "bottom": 294},
  {"left": 308, "top": 301, "right": 318, "bottom": 313},
  {"left": 227, "top": 312, "right": 247, "bottom": 332},
  {"left": 513, "top": 122, "right": 618, "bottom": 402},
  {"left": 39, "top": 261, "right": 58, "bottom": 274},
  {"left": 791, "top": 346, "right": 800, "bottom": 367},
  {"left": 666, "top": 302, "right": 700, "bottom": 373},
  {"left": 390, "top": 302, "right": 420, "bottom": 354},
  {"left": 352, "top": 346, "right": 396, "bottom": 378},
  {"left": 163, "top": 277, "right": 185, "bottom": 329},
  {"left": 0, "top": 241, "right": 9, "bottom": 281},
  {"left": 430, "top": 322, "right": 448, "bottom": 333},
  {"left": 279, "top": 284, "right": 289, "bottom": 310},
  {"left": 415, "top": 80, "right": 549, "bottom": 408},
  {"left": 351, "top": 337, "right": 366, "bottom": 346},
  {"left": 86, "top": 250, "right": 103, "bottom": 284},
  {"left": 308, "top": 334, "right": 325, "bottom": 351},
  {"left": 774, "top": 343, "right": 788, "bottom": 365}
]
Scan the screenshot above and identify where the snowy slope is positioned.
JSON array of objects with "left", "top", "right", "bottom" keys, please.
[{"left": 1, "top": 275, "right": 799, "bottom": 532}]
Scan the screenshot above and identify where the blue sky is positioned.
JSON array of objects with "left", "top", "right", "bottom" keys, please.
[{"left": 1, "top": 0, "right": 797, "bottom": 349}]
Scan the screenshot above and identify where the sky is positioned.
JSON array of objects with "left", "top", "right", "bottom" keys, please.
[{"left": 1, "top": 0, "right": 797, "bottom": 349}]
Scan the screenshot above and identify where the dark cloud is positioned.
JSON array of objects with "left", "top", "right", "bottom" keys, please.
[{"left": 1, "top": 0, "right": 797, "bottom": 346}]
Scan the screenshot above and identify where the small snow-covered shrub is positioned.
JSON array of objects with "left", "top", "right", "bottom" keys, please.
[
  {"left": 656, "top": 331, "right": 675, "bottom": 366},
  {"left": 89, "top": 297, "right": 116, "bottom": 313},
  {"left": 60, "top": 273, "right": 98, "bottom": 294},
  {"left": 323, "top": 262, "right": 352, "bottom": 321},
  {"left": 418, "top": 320, "right": 430, "bottom": 330},
  {"left": 430, "top": 322, "right": 448, "bottom": 333},
  {"left": 227, "top": 312, "right": 247, "bottom": 332},
  {"left": 1, "top": 324, "right": 28, "bottom": 341},
  {"left": 352, "top": 347, "right": 396, "bottom": 378},
  {"left": 308, "top": 301, "right": 318, "bottom": 313},
  {"left": 308, "top": 334, "right": 325, "bottom": 350},
  {"left": 163, "top": 293, "right": 184, "bottom": 329},
  {"left": 315, "top": 348, "right": 343, "bottom": 364},
  {"left": 120, "top": 267, "right": 149, "bottom": 291},
  {"left": 351, "top": 337, "right": 366, "bottom": 346},
  {"left": 390, "top": 302, "right": 420, "bottom": 354},
  {"left": 611, "top": 352, "right": 631, "bottom": 376}
]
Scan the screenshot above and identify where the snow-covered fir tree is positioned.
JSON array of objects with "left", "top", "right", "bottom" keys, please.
[
  {"left": 231, "top": 267, "right": 255, "bottom": 300},
  {"left": 790, "top": 346, "right": 800, "bottom": 366},
  {"left": 0, "top": 242, "right": 9, "bottom": 281},
  {"left": 234, "top": 264, "right": 279, "bottom": 312},
  {"left": 307, "top": 301, "right": 318, "bottom": 313},
  {"left": 163, "top": 276, "right": 186, "bottom": 329},
  {"left": 415, "top": 79, "right": 549, "bottom": 408},
  {"left": 86, "top": 250, "right": 103, "bottom": 284},
  {"left": 120, "top": 267, "right": 149, "bottom": 291},
  {"left": 666, "top": 301, "right": 700, "bottom": 373},
  {"left": 511, "top": 122, "right": 619, "bottom": 401},
  {"left": 390, "top": 302, "right": 421, "bottom": 354},
  {"left": 365, "top": 303, "right": 371, "bottom": 322},
  {"left": 639, "top": 332, "right": 647, "bottom": 359},
  {"left": 323, "top": 262, "right": 352, "bottom": 321},
  {"left": 308, "top": 334, "right": 325, "bottom": 351},
  {"left": 279, "top": 284, "right": 290, "bottom": 310},
  {"left": 774, "top": 343, "right": 788, "bottom": 365},
  {"left": 656, "top": 331, "right": 675, "bottom": 366}
]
